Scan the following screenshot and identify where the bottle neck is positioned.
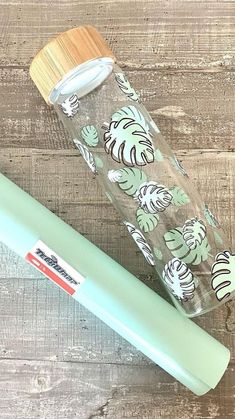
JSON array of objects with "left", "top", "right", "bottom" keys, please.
[{"left": 49, "top": 57, "right": 114, "bottom": 104}]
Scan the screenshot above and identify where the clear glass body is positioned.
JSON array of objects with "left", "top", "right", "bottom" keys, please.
[{"left": 50, "top": 58, "right": 234, "bottom": 317}]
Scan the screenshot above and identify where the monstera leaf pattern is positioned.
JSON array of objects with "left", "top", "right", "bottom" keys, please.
[
  {"left": 61, "top": 94, "right": 79, "bottom": 118},
  {"left": 104, "top": 106, "right": 154, "bottom": 167},
  {"left": 94, "top": 156, "right": 103, "bottom": 169},
  {"left": 124, "top": 221, "right": 155, "bottom": 266},
  {"left": 104, "top": 118, "right": 154, "bottom": 167},
  {"left": 154, "top": 248, "right": 163, "bottom": 260},
  {"left": 111, "top": 106, "right": 149, "bottom": 131},
  {"left": 115, "top": 73, "right": 139, "bottom": 102},
  {"left": 164, "top": 227, "right": 211, "bottom": 265},
  {"left": 203, "top": 204, "right": 219, "bottom": 228},
  {"left": 108, "top": 167, "right": 147, "bottom": 196},
  {"left": 214, "top": 231, "right": 223, "bottom": 245},
  {"left": 169, "top": 186, "right": 190, "bottom": 207},
  {"left": 211, "top": 251, "right": 235, "bottom": 301},
  {"left": 162, "top": 258, "right": 196, "bottom": 301},
  {"left": 154, "top": 149, "right": 164, "bottom": 162},
  {"left": 81, "top": 125, "right": 99, "bottom": 147},
  {"left": 136, "top": 181, "right": 172, "bottom": 214},
  {"left": 73, "top": 139, "right": 96, "bottom": 174},
  {"left": 170, "top": 155, "right": 188, "bottom": 177},
  {"left": 182, "top": 218, "right": 207, "bottom": 250},
  {"left": 136, "top": 208, "right": 159, "bottom": 233}
]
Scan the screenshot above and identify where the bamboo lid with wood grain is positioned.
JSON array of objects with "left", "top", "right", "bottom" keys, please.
[{"left": 30, "top": 25, "right": 116, "bottom": 104}]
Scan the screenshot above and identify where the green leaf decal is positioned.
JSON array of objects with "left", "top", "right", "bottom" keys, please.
[
  {"left": 111, "top": 105, "right": 149, "bottom": 132},
  {"left": 154, "top": 248, "right": 163, "bottom": 260},
  {"left": 115, "top": 73, "right": 140, "bottom": 102},
  {"left": 203, "top": 204, "right": 219, "bottom": 228},
  {"left": 211, "top": 250, "right": 235, "bottom": 301},
  {"left": 137, "top": 181, "right": 172, "bottom": 213},
  {"left": 164, "top": 227, "right": 211, "bottom": 265},
  {"left": 154, "top": 149, "right": 164, "bottom": 162},
  {"left": 108, "top": 167, "right": 147, "bottom": 196},
  {"left": 170, "top": 155, "right": 188, "bottom": 177},
  {"left": 94, "top": 156, "right": 104, "bottom": 169},
  {"left": 170, "top": 186, "right": 190, "bottom": 206},
  {"left": 81, "top": 125, "right": 99, "bottom": 147},
  {"left": 214, "top": 231, "right": 223, "bottom": 245},
  {"left": 136, "top": 208, "right": 159, "bottom": 232}
]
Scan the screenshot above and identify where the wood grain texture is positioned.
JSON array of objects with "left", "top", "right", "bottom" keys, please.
[
  {"left": 0, "top": 0, "right": 234, "bottom": 418},
  {"left": 0, "top": 360, "right": 234, "bottom": 419},
  {"left": 1, "top": 0, "right": 235, "bottom": 70},
  {"left": 1, "top": 68, "right": 235, "bottom": 150},
  {"left": 0, "top": 275, "right": 234, "bottom": 363}
]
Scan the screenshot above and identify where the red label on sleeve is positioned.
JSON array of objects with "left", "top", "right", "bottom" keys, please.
[{"left": 25, "top": 240, "right": 84, "bottom": 295}]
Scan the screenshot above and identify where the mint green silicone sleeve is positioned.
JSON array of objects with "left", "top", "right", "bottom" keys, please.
[{"left": 0, "top": 173, "right": 230, "bottom": 395}]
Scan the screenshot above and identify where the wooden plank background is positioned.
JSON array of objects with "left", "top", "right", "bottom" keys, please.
[{"left": 0, "top": 1, "right": 234, "bottom": 418}]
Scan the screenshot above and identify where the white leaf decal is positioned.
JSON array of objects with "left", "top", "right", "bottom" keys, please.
[
  {"left": 211, "top": 250, "right": 235, "bottom": 301},
  {"left": 73, "top": 139, "right": 96, "bottom": 174},
  {"left": 124, "top": 221, "right": 155, "bottom": 266},
  {"left": 81, "top": 125, "right": 99, "bottom": 147},
  {"left": 163, "top": 258, "right": 196, "bottom": 301},
  {"left": 104, "top": 117, "right": 154, "bottom": 167},
  {"left": 61, "top": 94, "right": 79, "bottom": 118},
  {"left": 182, "top": 218, "right": 207, "bottom": 250},
  {"left": 108, "top": 167, "right": 147, "bottom": 196},
  {"left": 115, "top": 73, "right": 139, "bottom": 102},
  {"left": 136, "top": 181, "right": 172, "bottom": 214},
  {"left": 108, "top": 169, "right": 122, "bottom": 183}
]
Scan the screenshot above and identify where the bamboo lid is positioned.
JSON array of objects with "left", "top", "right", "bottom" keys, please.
[{"left": 30, "top": 25, "right": 116, "bottom": 104}]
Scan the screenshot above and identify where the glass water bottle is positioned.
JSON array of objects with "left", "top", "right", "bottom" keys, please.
[{"left": 30, "top": 25, "right": 235, "bottom": 317}]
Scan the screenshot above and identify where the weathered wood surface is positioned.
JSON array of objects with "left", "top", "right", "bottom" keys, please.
[
  {"left": 0, "top": 360, "right": 234, "bottom": 419},
  {"left": 1, "top": 68, "right": 235, "bottom": 151},
  {"left": 1, "top": 0, "right": 235, "bottom": 70},
  {"left": 0, "top": 0, "right": 234, "bottom": 418}
]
